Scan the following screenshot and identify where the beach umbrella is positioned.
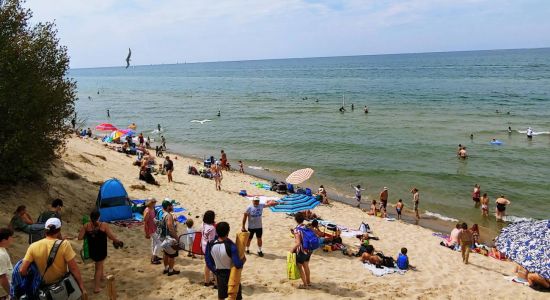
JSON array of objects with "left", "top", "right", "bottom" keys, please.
[
  {"left": 119, "top": 129, "right": 135, "bottom": 135},
  {"left": 495, "top": 219, "right": 549, "bottom": 279},
  {"left": 96, "top": 123, "right": 117, "bottom": 131},
  {"left": 269, "top": 194, "right": 320, "bottom": 213},
  {"left": 286, "top": 168, "right": 315, "bottom": 185}
]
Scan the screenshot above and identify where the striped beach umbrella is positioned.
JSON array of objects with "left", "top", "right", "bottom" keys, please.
[
  {"left": 286, "top": 168, "right": 315, "bottom": 185},
  {"left": 269, "top": 194, "right": 320, "bottom": 213},
  {"left": 95, "top": 123, "right": 117, "bottom": 131},
  {"left": 495, "top": 219, "right": 549, "bottom": 279}
]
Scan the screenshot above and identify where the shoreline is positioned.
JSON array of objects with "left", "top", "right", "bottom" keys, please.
[
  {"left": 160, "top": 143, "right": 499, "bottom": 245},
  {"left": 3, "top": 136, "right": 545, "bottom": 299}
]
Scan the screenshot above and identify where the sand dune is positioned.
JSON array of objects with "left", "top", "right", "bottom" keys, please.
[{"left": 0, "top": 137, "right": 546, "bottom": 299}]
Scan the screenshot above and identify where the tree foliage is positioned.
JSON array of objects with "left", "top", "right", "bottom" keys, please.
[{"left": 0, "top": 0, "right": 76, "bottom": 182}]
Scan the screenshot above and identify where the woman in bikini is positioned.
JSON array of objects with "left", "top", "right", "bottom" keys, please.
[
  {"left": 480, "top": 193, "right": 489, "bottom": 217},
  {"left": 78, "top": 210, "right": 122, "bottom": 293},
  {"left": 211, "top": 161, "right": 223, "bottom": 191}
]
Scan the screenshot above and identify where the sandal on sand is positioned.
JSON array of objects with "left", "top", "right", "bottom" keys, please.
[{"left": 298, "top": 284, "right": 308, "bottom": 289}]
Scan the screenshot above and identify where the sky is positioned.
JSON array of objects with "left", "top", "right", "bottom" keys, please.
[{"left": 22, "top": 0, "right": 550, "bottom": 68}]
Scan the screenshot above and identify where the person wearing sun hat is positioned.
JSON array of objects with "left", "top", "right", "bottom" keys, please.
[
  {"left": 19, "top": 218, "right": 87, "bottom": 296},
  {"left": 144, "top": 197, "right": 162, "bottom": 264}
]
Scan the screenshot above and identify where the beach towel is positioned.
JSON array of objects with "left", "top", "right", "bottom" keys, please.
[
  {"left": 504, "top": 276, "right": 529, "bottom": 286},
  {"left": 287, "top": 252, "right": 301, "bottom": 280},
  {"left": 363, "top": 263, "right": 405, "bottom": 277},
  {"left": 228, "top": 231, "right": 250, "bottom": 299},
  {"left": 340, "top": 230, "right": 364, "bottom": 238},
  {"left": 191, "top": 231, "right": 204, "bottom": 255}
]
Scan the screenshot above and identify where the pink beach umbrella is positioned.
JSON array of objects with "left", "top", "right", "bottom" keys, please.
[
  {"left": 95, "top": 123, "right": 117, "bottom": 131},
  {"left": 286, "top": 168, "right": 315, "bottom": 185}
]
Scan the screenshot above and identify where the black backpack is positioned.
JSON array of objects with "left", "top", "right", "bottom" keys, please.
[{"left": 377, "top": 253, "right": 395, "bottom": 268}]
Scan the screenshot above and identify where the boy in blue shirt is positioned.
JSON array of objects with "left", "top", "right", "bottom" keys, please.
[{"left": 397, "top": 247, "right": 415, "bottom": 270}]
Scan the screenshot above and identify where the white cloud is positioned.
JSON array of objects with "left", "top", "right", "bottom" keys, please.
[{"left": 22, "top": 0, "right": 550, "bottom": 67}]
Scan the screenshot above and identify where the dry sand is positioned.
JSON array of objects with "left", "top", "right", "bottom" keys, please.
[{"left": 0, "top": 137, "right": 546, "bottom": 299}]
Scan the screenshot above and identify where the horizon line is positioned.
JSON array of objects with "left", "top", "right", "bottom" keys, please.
[{"left": 71, "top": 46, "right": 550, "bottom": 70}]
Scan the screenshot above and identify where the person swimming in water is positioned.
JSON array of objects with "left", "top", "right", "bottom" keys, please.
[
  {"left": 508, "top": 126, "right": 512, "bottom": 134},
  {"left": 351, "top": 103, "right": 354, "bottom": 111},
  {"left": 364, "top": 106, "right": 369, "bottom": 114},
  {"left": 470, "top": 134, "right": 474, "bottom": 140},
  {"left": 527, "top": 127, "right": 533, "bottom": 139},
  {"left": 107, "top": 109, "right": 110, "bottom": 118},
  {"left": 217, "top": 110, "right": 221, "bottom": 117},
  {"left": 339, "top": 106, "right": 346, "bottom": 113},
  {"left": 157, "top": 124, "right": 161, "bottom": 132}
]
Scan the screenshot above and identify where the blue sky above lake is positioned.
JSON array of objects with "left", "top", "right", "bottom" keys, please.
[{"left": 25, "top": 0, "right": 550, "bottom": 68}]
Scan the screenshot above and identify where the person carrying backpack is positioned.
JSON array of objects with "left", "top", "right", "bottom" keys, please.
[
  {"left": 290, "top": 212, "right": 319, "bottom": 289},
  {"left": 205, "top": 222, "right": 245, "bottom": 300}
]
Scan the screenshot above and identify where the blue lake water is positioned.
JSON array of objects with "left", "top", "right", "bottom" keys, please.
[{"left": 71, "top": 48, "right": 550, "bottom": 231}]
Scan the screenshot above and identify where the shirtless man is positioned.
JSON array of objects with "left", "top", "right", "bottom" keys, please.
[
  {"left": 359, "top": 245, "right": 382, "bottom": 265},
  {"left": 379, "top": 187, "right": 388, "bottom": 213},
  {"left": 411, "top": 188, "right": 420, "bottom": 219}
]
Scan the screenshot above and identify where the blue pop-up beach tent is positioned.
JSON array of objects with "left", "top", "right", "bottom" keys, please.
[{"left": 96, "top": 178, "right": 132, "bottom": 222}]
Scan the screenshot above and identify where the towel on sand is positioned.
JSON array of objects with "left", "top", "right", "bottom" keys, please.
[{"left": 363, "top": 263, "right": 405, "bottom": 276}]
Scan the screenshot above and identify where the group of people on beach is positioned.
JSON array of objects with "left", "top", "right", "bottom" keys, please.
[
  {"left": 471, "top": 184, "right": 512, "bottom": 221},
  {"left": 353, "top": 185, "right": 420, "bottom": 220}
]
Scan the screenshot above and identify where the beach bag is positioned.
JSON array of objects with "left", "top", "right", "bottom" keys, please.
[
  {"left": 297, "top": 227, "right": 320, "bottom": 251},
  {"left": 286, "top": 252, "right": 301, "bottom": 280},
  {"left": 376, "top": 253, "right": 395, "bottom": 268},
  {"left": 28, "top": 224, "right": 46, "bottom": 244},
  {"left": 239, "top": 190, "right": 247, "bottom": 196},
  {"left": 359, "top": 222, "right": 371, "bottom": 233},
  {"left": 37, "top": 240, "right": 82, "bottom": 300}
]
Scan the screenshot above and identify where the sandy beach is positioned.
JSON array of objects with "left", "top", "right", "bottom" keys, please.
[{"left": 0, "top": 137, "right": 546, "bottom": 300}]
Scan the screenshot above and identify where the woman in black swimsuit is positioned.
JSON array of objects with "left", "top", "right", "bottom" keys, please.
[
  {"left": 79, "top": 210, "right": 122, "bottom": 293},
  {"left": 495, "top": 195, "right": 511, "bottom": 221}
]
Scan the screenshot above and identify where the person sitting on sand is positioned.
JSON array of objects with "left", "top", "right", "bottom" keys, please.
[
  {"left": 514, "top": 264, "right": 529, "bottom": 284},
  {"left": 359, "top": 244, "right": 382, "bottom": 265},
  {"left": 441, "top": 223, "right": 461, "bottom": 249},
  {"left": 139, "top": 165, "right": 160, "bottom": 185},
  {"left": 527, "top": 273, "right": 550, "bottom": 289},
  {"left": 367, "top": 200, "right": 379, "bottom": 216},
  {"left": 396, "top": 247, "right": 415, "bottom": 270},
  {"left": 317, "top": 185, "right": 329, "bottom": 204},
  {"left": 495, "top": 195, "right": 511, "bottom": 221},
  {"left": 303, "top": 210, "right": 319, "bottom": 220},
  {"left": 78, "top": 210, "right": 122, "bottom": 293},
  {"left": 9, "top": 205, "right": 34, "bottom": 233}
]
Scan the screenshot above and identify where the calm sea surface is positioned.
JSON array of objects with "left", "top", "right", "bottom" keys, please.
[{"left": 71, "top": 48, "right": 550, "bottom": 231}]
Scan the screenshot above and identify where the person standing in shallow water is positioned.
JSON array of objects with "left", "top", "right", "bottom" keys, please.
[
  {"left": 411, "top": 188, "right": 420, "bottom": 219},
  {"left": 480, "top": 193, "right": 489, "bottom": 217},
  {"left": 472, "top": 184, "right": 481, "bottom": 208},
  {"left": 495, "top": 195, "right": 511, "bottom": 221}
]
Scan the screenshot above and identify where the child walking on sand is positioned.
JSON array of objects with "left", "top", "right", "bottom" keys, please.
[{"left": 185, "top": 219, "right": 196, "bottom": 258}]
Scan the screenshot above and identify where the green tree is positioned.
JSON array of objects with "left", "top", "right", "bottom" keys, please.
[{"left": 0, "top": 0, "right": 76, "bottom": 182}]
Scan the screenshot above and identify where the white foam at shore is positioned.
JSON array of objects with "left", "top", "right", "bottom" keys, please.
[
  {"left": 247, "top": 165, "right": 264, "bottom": 170},
  {"left": 424, "top": 211, "right": 459, "bottom": 222},
  {"left": 502, "top": 215, "right": 536, "bottom": 223}
]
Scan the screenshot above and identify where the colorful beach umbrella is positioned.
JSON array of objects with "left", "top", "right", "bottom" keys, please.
[
  {"left": 286, "top": 168, "right": 315, "bottom": 185},
  {"left": 96, "top": 123, "right": 117, "bottom": 131},
  {"left": 269, "top": 194, "right": 320, "bottom": 213},
  {"left": 495, "top": 219, "right": 549, "bottom": 279}
]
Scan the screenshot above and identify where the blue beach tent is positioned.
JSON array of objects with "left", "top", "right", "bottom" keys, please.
[{"left": 96, "top": 178, "right": 132, "bottom": 222}]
